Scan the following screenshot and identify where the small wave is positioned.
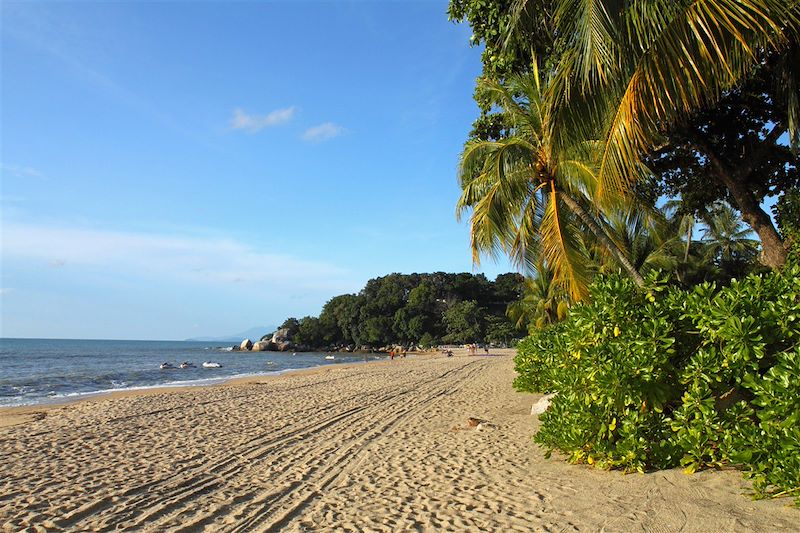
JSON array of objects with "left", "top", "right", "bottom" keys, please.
[{"left": 0, "top": 366, "right": 321, "bottom": 408}]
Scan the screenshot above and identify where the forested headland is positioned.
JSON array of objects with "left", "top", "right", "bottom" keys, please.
[{"left": 269, "top": 272, "right": 525, "bottom": 351}]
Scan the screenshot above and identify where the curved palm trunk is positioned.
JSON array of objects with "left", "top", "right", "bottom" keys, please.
[{"left": 559, "top": 193, "right": 647, "bottom": 287}]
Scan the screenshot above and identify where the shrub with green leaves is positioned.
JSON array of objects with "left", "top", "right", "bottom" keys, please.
[
  {"left": 515, "top": 267, "right": 800, "bottom": 504},
  {"left": 774, "top": 188, "right": 800, "bottom": 265}
]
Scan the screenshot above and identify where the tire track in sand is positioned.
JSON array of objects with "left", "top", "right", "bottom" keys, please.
[
  {"left": 218, "top": 360, "right": 488, "bottom": 533},
  {"left": 47, "top": 358, "right": 485, "bottom": 532}
]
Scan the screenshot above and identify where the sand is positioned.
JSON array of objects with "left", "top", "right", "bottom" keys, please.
[{"left": 1, "top": 350, "right": 796, "bottom": 532}]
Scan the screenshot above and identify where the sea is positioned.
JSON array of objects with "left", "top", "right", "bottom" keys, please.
[{"left": 0, "top": 338, "right": 378, "bottom": 408}]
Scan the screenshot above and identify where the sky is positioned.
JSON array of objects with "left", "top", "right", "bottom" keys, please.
[{"left": 1, "top": 1, "right": 516, "bottom": 340}]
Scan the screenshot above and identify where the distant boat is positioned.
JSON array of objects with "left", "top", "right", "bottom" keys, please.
[
  {"left": 160, "top": 362, "right": 175, "bottom": 369},
  {"left": 179, "top": 361, "right": 196, "bottom": 369},
  {"left": 324, "top": 355, "right": 335, "bottom": 360},
  {"left": 202, "top": 361, "right": 222, "bottom": 368}
]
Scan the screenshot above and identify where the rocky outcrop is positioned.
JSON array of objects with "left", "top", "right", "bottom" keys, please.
[
  {"left": 252, "top": 341, "right": 270, "bottom": 352},
  {"left": 268, "top": 328, "right": 292, "bottom": 352},
  {"left": 271, "top": 328, "right": 290, "bottom": 344},
  {"left": 240, "top": 338, "right": 253, "bottom": 351}
]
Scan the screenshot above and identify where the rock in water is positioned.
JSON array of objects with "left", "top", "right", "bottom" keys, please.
[
  {"left": 252, "top": 341, "right": 270, "bottom": 352},
  {"left": 240, "top": 338, "right": 253, "bottom": 351}
]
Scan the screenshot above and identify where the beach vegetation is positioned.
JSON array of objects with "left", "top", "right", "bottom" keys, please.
[
  {"left": 506, "top": 260, "right": 569, "bottom": 332},
  {"left": 447, "top": 0, "right": 800, "bottom": 504},
  {"left": 456, "top": 69, "right": 648, "bottom": 301},
  {"left": 443, "top": 300, "right": 487, "bottom": 344},
  {"left": 451, "top": 0, "right": 798, "bottom": 269},
  {"left": 514, "top": 268, "right": 800, "bottom": 504},
  {"left": 775, "top": 188, "right": 800, "bottom": 265}
]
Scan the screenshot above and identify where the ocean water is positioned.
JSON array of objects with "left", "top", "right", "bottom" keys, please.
[{"left": 0, "top": 338, "right": 378, "bottom": 408}]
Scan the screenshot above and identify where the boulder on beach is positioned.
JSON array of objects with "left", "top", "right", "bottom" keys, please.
[{"left": 240, "top": 338, "right": 253, "bottom": 351}]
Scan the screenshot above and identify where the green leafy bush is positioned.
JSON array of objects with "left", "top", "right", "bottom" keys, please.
[
  {"left": 515, "top": 267, "right": 800, "bottom": 504},
  {"left": 774, "top": 188, "right": 800, "bottom": 265}
]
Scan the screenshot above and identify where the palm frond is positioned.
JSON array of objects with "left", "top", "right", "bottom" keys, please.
[
  {"left": 556, "top": 0, "right": 799, "bottom": 197},
  {"left": 539, "top": 184, "right": 591, "bottom": 300}
]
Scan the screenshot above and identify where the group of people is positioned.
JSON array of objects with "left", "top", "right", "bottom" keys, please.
[
  {"left": 466, "top": 344, "right": 490, "bottom": 356},
  {"left": 389, "top": 349, "right": 407, "bottom": 360}
]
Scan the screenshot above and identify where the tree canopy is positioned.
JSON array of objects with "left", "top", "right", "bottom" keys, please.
[
  {"left": 451, "top": 0, "right": 800, "bottom": 269},
  {"left": 274, "top": 272, "right": 525, "bottom": 350}
]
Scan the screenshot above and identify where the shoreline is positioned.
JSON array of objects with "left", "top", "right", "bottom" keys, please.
[
  {"left": 2, "top": 350, "right": 795, "bottom": 531},
  {"left": 0, "top": 349, "right": 446, "bottom": 428}
]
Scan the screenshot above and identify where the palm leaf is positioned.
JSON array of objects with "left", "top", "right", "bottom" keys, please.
[{"left": 539, "top": 185, "right": 591, "bottom": 300}]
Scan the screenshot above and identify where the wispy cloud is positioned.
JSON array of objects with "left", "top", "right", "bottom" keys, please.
[
  {"left": 3, "top": 5, "right": 220, "bottom": 151},
  {"left": 1, "top": 222, "right": 355, "bottom": 292},
  {"left": 1, "top": 164, "right": 44, "bottom": 179},
  {"left": 302, "top": 122, "right": 346, "bottom": 142},
  {"left": 230, "top": 107, "right": 297, "bottom": 133}
]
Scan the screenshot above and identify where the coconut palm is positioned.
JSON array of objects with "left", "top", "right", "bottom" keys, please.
[
  {"left": 601, "top": 205, "right": 679, "bottom": 276},
  {"left": 505, "top": 0, "right": 799, "bottom": 267},
  {"left": 506, "top": 261, "right": 570, "bottom": 332},
  {"left": 456, "top": 69, "right": 645, "bottom": 301},
  {"left": 701, "top": 202, "right": 760, "bottom": 265}
]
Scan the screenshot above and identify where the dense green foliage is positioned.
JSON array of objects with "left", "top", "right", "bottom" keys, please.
[
  {"left": 277, "top": 272, "right": 525, "bottom": 350},
  {"left": 448, "top": 0, "right": 799, "bottom": 506},
  {"left": 451, "top": 0, "right": 799, "bottom": 268},
  {"left": 646, "top": 66, "right": 798, "bottom": 268},
  {"left": 775, "top": 188, "right": 800, "bottom": 265},
  {"left": 514, "top": 270, "right": 800, "bottom": 503}
]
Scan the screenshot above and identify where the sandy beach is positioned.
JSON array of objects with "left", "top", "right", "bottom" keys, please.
[{"left": 1, "top": 350, "right": 796, "bottom": 532}]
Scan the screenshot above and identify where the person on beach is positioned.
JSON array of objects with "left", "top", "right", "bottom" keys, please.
[
  {"left": 390, "top": 350, "right": 395, "bottom": 360},
  {"left": 484, "top": 346, "right": 489, "bottom": 355}
]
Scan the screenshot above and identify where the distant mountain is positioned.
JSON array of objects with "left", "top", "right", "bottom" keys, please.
[{"left": 185, "top": 326, "right": 276, "bottom": 343}]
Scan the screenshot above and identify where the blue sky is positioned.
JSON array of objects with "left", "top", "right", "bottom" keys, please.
[{"left": 1, "top": 1, "right": 515, "bottom": 340}]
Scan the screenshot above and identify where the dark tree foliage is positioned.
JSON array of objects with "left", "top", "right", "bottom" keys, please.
[
  {"left": 282, "top": 272, "right": 525, "bottom": 350},
  {"left": 278, "top": 317, "right": 300, "bottom": 338},
  {"left": 443, "top": 300, "right": 486, "bottom": 344},
  {"left": 774, "top": 188, "right": 800, "bottom": 265},
  {"left": 647, "top": 65, "right": 798, "bottom": 267}
]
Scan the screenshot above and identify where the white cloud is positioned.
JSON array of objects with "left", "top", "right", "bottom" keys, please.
[
  {"left": 1, "top": 164, "right": 44, "bottom": 179},
  {"left": 229, "top": 106, "right": 297, "bottom": 133},
  {"left": 1, "top": 222, "right": 354, "bottom": 292},
  {"left": 302, "top": 122, "right": 346, "bottom": 142}
]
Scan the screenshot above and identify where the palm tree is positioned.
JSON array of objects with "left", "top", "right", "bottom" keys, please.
[
  {"left": 506, "top": 261, "right": 570, "bottom": 332},
  {"left": 505, "top": 0, "right": 799, "bottom": 267},
  {"left": 456, "top": 69, "right": 645, "bottom": 301},
  {"left": 601, "top": 205, "right": 679, "bottom": 276},
  {"left": 701, "top": 203, "right": 760, "bottom": 265}
]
